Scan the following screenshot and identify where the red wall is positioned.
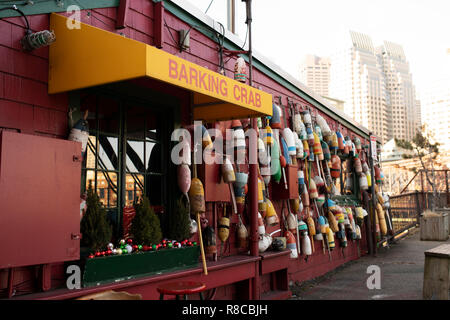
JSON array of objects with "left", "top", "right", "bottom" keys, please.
[{"left": 0, "top": 0, "right": 369, "bottom": 298}]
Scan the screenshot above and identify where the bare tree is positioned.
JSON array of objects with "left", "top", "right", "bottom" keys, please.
[{"left": 395, "top": 125, "right": 440, "bottom": 211}]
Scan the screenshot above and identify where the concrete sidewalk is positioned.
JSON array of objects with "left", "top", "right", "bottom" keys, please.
[{"left": 290, "top": 228, "right": 450, "bottom": 300}]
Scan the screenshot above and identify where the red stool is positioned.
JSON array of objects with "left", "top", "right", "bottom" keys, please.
[{"left": 156, "top": 281, "right": 206, "bottom": 300}]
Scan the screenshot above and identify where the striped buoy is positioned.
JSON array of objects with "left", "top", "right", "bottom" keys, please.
[
  {"left": 263, "top": 122, "right": 273, "bottom": 147},
  {"left": 309, "top": 179, "right": 318, "bottom": 199},
  {"left": 329, "top": 132, "right": 338, "bottom": 153},
  {"left": 283, "top": 127, "right": 297, "bottom": 157},
  {"left": 314, "top": 175, "right": 325, "bottom": 189},
  {"left": 321, "top": 140, "right": 331, "bottom": 161},
  {"left": 336, "top": 131, "right": 344, "bottom": 151},
  {"left": 313, "top": 132, "right": 322, "bottom": 156},
  {"left": 258, "top": 177, "right": 266, "bottom": 212},
  {"left": 327, "top": 227, "right": 335, "bottom": 250},
  {"left": 298, "top": 170, "right": 305, "bottom": 189},
  {"left": 330, "top": 155, "right": 341, "bottom": 179},
  {"left": 303, "top": 140, "right": 310, "bottom": 158},
  {"left": 218, "top": 216, "right": 230, "bottom": 242},
  {"left": 318, "top": 215, "right": 327, "bottom": 234},
  {"left": 285, "top": 231, "right": 298, "bottom": 258},
  {"left": 280, "top": 137, "right": 291, "bottom": 165},
  {"left": 234, "top": 57, "right": 247, "bottom": 82},
  {"left": 355, "top": 207, "right": 364, "bottom": 226}
]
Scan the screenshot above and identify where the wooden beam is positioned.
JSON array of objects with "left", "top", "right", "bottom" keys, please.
[
  {"left": 116, "top": 0, "right": 129, "bottom": 29},
  {"left": 154, "top": 0, "right": 165, "bottom": 48}
]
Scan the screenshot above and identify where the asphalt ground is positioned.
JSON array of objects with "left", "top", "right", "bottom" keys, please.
[{"left": 289, "top": 227, "right": 450, "bottom": 300}]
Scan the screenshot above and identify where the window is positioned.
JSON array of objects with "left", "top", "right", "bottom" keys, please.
[{"left": 80, "top": 92, "right": 171, "bottom": 235}]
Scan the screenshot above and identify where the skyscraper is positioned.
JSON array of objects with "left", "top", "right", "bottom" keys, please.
[
  {"left": 329, "top": 31, "right": 420, "bottom": 143},
  {"left": 299, "top": 55, "right": 331, "bottom": 97}
]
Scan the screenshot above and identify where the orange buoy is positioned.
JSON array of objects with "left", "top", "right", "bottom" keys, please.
[
  {"left": 330, "top": 155, "right": 341, "bottom": 179},
  {"left": 309, "top": 179, "right": 318, "bottom": 199},
  {"left": 336, "top": 131, "right": 344, "bottom": 151},
  {"left": 188, "top": 177, "right": 205, "bottom": 213},
  {"left": 265, "top": 199, "right": 279, "bottom": 226},
  {"left": 285, "top": 230, "right": 298, "bottom": 258}
]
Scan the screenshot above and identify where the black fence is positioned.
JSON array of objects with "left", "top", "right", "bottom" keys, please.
[{"left": 388, "top": 191, "right": 450, "bottom": 237}]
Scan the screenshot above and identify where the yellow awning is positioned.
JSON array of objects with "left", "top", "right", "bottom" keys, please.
[{"left": 48, "top": 13, "right": 272, "bottom": 122}]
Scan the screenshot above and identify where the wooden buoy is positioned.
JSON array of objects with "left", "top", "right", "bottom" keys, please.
[
  {"left": 203, "top": 226, "right": 217, "bottom": 255},
  {"left": 234, "top": 56, "right": 247, "bottom": 82},
  {"left": 314, "top": 124, "right": 323, "bottom": 141},
  {"left": 301, "top": 183, "right": 310, "bottom": 207},
  {"left": 237, "top": 215, "right": 248, "bottom": 249},
  {"left": 302, "top": 110, "right": 312, "bottom": 126},
  {"left": 336, "top": 131, "right": 345, "bottom": 151},
  {"left": 270, "top": 104, "right": 282, "bottom": 129},
  {"left": 306, "top": 125, "right": 315, "bottom": 147},
  {"left": 355, "top": 207, "right": 364, "bottom": 226},
  {"left": 301, "top": 232, "right": 312, "bottom": 256},
  {"left": 287, "top": 212, "right": 298, "bottom": 235},
  {"left": 327, "top": 227, "right": 335, "bottom": 250},
  {"left": 354, "top": 155, "right": 362, "bottom": 174},
  {"left": 328, "top": 209, "right": 339, "bottom": 232},
  {"left": 177, "top": 164, "right": 191, "bottom": 196},
  {"left": 294, "top": 132, "right": 304, "bottom": 159},
  {"left": 354, "top": 136, "right": 362, "bottom": 152},
  {"left": 285, "top": 231, "right": 298, "bottom": 258},
  {"left": 309, "top": 179, "right": 318, "bottom": 199},
  {"left": 316, "top": 114, "right": 332, "bottom": 137},
  {"left": 283, "top": 127, "right": 297, "bottom": 158},
  {"left": 257, "top": 212, "right": 266, "bottom": 235},
  {"left": 303, "top": 139, "right": 310, "bottom": 158},
  {"left": 271, "top": 139, "right": 282, "bottom": 183},
  {"left": 218, "top": 216, "right": 230, "bottom": 243},
  {"left": 258, "top": 177, "right": 266, "bottom": 213},
  {"left": 330, "top": 155, "right": 341, "bottom": 179},
  {"left": 265, "top": 199, "right": 279, "bottom": 226},
  {"left": 321, "top": 140, "right": 331, "bottom": 161},
  {"left": 376, "top": 203, "right": 388, "bottom": 236},
  {"left": 189, "top": 178, "right": 205, "bottom": 214},
  {"left": 329, "top": 132, "right": 338, "bottom": 153}
]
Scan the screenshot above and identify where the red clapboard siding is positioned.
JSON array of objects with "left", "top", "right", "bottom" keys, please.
[{"left": 0, "top": 100, "right": 34, "bottom": 133}]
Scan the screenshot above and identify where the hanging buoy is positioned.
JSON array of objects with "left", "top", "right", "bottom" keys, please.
[
  {"left": 203, "top": 226, "right": 217, "bottom": 255},
  {"left": 329, "top": 132, "right": 338, "bottom": 153},
  {"left": 303, "top": 140, "right": 310, "bottom": 158},
  {"left": 283, "top": 127, "right": 296, "bottom": 157},
  {"left": 265, "top": 199, "right": 279, "bottom": 226},
  {"left": 218, "top": 212, "right": 230, "bottom": 244},
  {"left": 355, "top": 224, "right": 362, "bottom": 239},
  {"left": 259, "top": 233, "right": 273, "bottom": 253},
  {"left": 359, "top": 174, "right": 369, "bottom": 190},
  {"left": 285, "top": 231, "right": 298, "bottom": 258},
  {"left": 306, "top": 125, "right": 315, "bottom": 147},
  {"left": 313, "top": 132, "right": 323, "bottom": 156},
  {"left": 290, "top": 198, "right": 300, "bottom": 214},
  {"left": 330, "top": 155, "right": 341, "bottom": 179},
  {"left": 294, "top": 132, "right": 304, "bottom": 159},
  {"left": 354, "top": 155, "right": 362, "bottom": 174},
  {"left": 222, "top": 157, "right": 236, "bottom": 183},
  {"left": 258, "top": 177, "right": 266, "bottom": 212},
  {"left": 314, "top": 124, "right": 323, "bottom": 141},
  {"left": 287, "top": 212, "right": 298, "bottom": 235},
  {"left": 257, "top": 212, "right": 266, "bottom": 235},
  {"left": 177, "top": 164, "right": 191, "bottom": 196},
  {"left": 201, "top": 125, "right": 213, "bottom": 150},
  {"left": 327, "top": 227, "right": 335, "bottom": 250},
  {"left": 68, "top": 110, "right": 89, "bottom": 154},
  {"left": 306, "top": 214, "right": 316, "bottom": 237},
  {"left": 301, "top": 183, "right": 310, "bottom": 207},
  {"left": 263, "top": 122, "right": 274, "bottom": 147},
  {"left": 321, "top": 140, "right": 331, "bottom": 161},
  {"left": 271, "top": 139, "right": 282, "bottom": 183},
  {"left": 301, "top": 232, "right": 312, "bottom": 256},
  {"left": 328, "top": 209, "right": 339, "bottom": 232},
  {"left": 318, "top": 215, "right": 327, "bottom": 234},
  {"left": 355, "top": 207, "right": 364, "bottom": 226},
  {"left": 344, "top": 136, "right": 351, "bottom": 155},
  {"left": 309, "top": 178, "right": 318, "bottom": 200},
  {"left": 258, "top": 138, "right": 269, "bottom": 165},
  {"left": 293, "top": 111, "right": 304, "bottom": 136},
  {"left": 298, "top": 170, "right": 305, "bottom": 192},
  {"left": 336, "top": 131, "right": 345, "bottom": 151},
  {"left": 234, "top": 56, "right": 247, "bottom": 83},
  {"left": 270, "top": 104, "right": 282, "bottom": 129},
  {"left": 302, "top": 110, "right": 312, "bottom": 126},
  {"left": 354, "top": 137, "right": 362, "bottom": 152},
  {"left": 376, "top": 203, "right": 388, "bottom": 235},
  {"left": 316, "top": 114, "right": 332, "bottom": 137},
  {"left": 237, "top": 215, "right": 248, "bottom": 249},
  {"left": 189, "top": 177, "right": 205, "bottom": 213}
]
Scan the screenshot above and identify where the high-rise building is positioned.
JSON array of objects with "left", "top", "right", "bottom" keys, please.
[
  {"left": 421, "top": 50, "right": 450, "bottom": 151},
  {"left": 329, "top": 31, "right": 388, "bottom": 142},
  {"left": 377, "top": 41, "right": 421, "bottom": 141},
  {"left": 329, "top": 31, "right": 420, "bottom": 143},
  {"left": 299, "top": 55, "right": 331, "bottom": 97}
]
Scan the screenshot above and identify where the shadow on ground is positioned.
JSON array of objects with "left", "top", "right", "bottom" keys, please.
[{"left": 289, "top": 228, "right": 450, "bottom": 300}]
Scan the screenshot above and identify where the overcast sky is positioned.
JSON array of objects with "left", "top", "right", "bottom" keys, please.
[{"left": 190, "top": 0, "right": 449, "bottom": 99}]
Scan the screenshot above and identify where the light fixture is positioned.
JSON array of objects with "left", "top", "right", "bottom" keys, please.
[{"left": 0, "top": 5, "right": 55, "bottom": 51}]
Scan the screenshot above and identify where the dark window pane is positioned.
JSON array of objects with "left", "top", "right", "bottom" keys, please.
[
  {"left": 146, "top": 141, "right": 161, "bottom": 173},
  {"left": 147, "top": 174, "right": 163, "bottom": 206},
  {"left": 98, "top": 97, "right": 120, "bottom": 134}
]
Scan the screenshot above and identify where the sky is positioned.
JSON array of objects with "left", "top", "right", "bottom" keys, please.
[{"left": 189, "top": 0, "right": 450, "bottom": 99}]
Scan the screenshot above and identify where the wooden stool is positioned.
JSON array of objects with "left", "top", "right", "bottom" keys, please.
[
  {"left": 423, "top": 244, "right": 450, "bottom": 300},
  {"left": 157, "top": 281, "right": 206, "bottom": 300}
]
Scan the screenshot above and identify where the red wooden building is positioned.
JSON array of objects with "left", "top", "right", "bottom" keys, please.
[{"left": 0, "top": 0, "right": 378, "bottom": 300}]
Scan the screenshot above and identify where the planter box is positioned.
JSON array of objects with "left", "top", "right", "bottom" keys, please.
[
  {"left": 82, "top": 246, "right": 200, "bottom": 287},
  {"left": 420, "top": 213, "right": 449, "bottom": 241},
  {"left": 435, "top": 208, "right": 450, "bottom": 235}
]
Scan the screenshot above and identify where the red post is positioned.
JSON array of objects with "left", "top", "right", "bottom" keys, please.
[
  {"left": 154, "top": 1, "right": 165, "bottom": 48},
  {"left": 115, "top": 0, "right": 130, "bottom": 29}
]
